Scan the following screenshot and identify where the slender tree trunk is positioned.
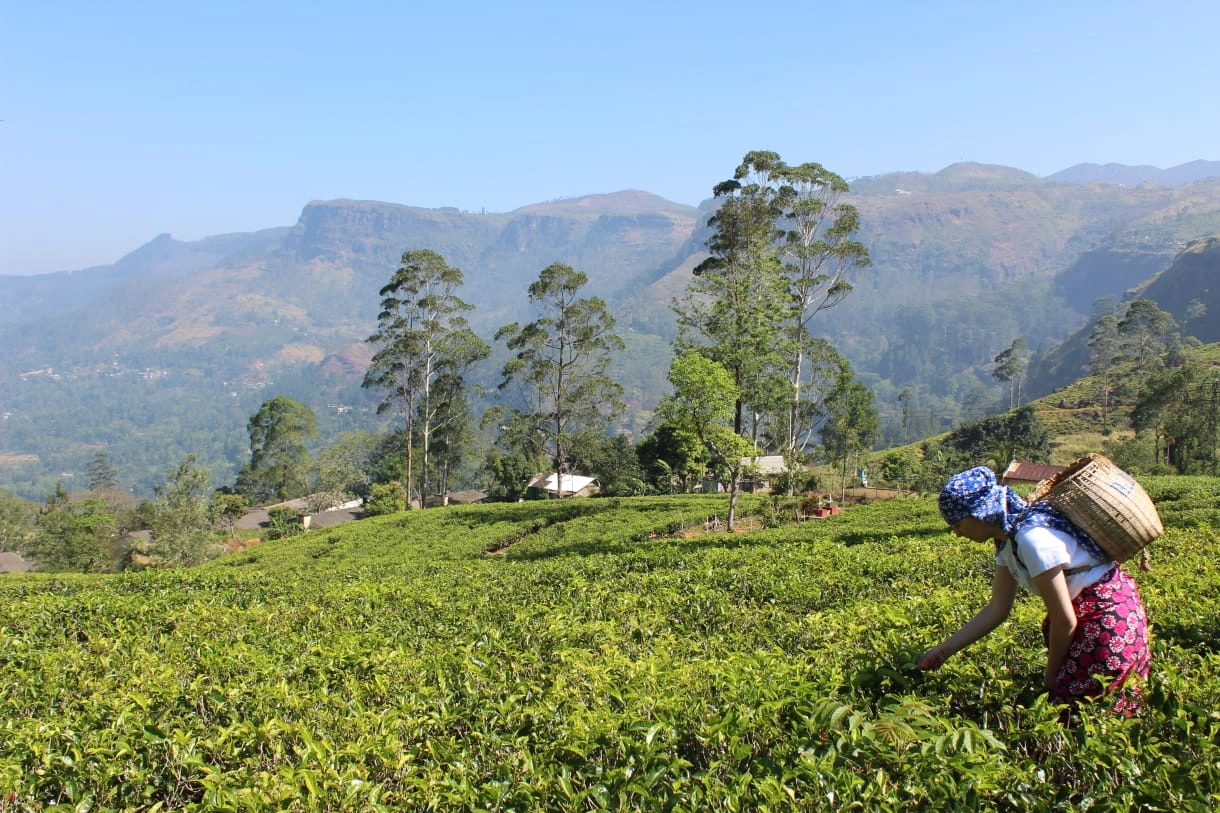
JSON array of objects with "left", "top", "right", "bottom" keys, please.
[
  {"left": 420, "top": 401, "right": 430, "bottom": 507},
  {"left": 404, "top": 403, "right": 415, "bottom": 509},
  {"left": 727, "top": 467, "right": 740, "bottom": 531},
  {"left": 553, "top": 409, "right": 565, "bottom": 499}
]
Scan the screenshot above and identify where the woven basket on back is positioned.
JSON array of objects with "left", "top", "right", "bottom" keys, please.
[{"left": 1027, "top": 453, "right": 1163, "bottom": 563}]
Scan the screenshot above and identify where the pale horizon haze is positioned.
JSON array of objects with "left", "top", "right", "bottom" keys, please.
[{"left": 2, "top": 0, "right": 1218, "bottom": 276}]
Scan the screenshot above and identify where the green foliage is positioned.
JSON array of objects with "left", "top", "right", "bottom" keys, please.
[
  {"left": 150, "top": 456, "right": 219, "bottom": 566},
  {"left": 1118, "top": 299, "right": 1181, "bottom": 375},
  {"left": 819, "top": 370, "right": 881, "bottom": 475},
  {"left": 581, "top": 434, "right": 646, "bottom": 497},
  {"left": 659, "top": 351, "right": 754, "bottom": 526},
  {"left": 0, "top": 490, "right": 1216, "bottom": 808},
  {"left": 86, "top": 450, "right": 121, "bottom": 492},
  {"left": 495, "top": 262, "right": 626, "bottom": 491},
  {"left": 236, "top": 395, "right": 318, "bottom": 503},
  {"left": 0, "top": 488, "right": 36, "bottom": 552},
  {"left": 315, "top": 431, "right": 380, "bottom": 500},
  {"left": 265, "top": 506, "right": 305, "bottom": 540},
  {"left": 364, "top": 249, "right": 489, "bottom": 505},
  {"left": 363, "top": 481, "right": 406, "bottom": 516},
  {"left": 680, "top": 151, "right": 794, "bottom": 435},
  {"left": 1103, "top": 433, "right": 1171, "bottom": 476},
  {"left": 480, "top": 450, "right": 541, "bottom": 502},
  {"left": 993, "top": 337, "right": 1031, "bottom": 408},
  {"left": 24, "top": 483, "right": 117, "bottom": 572},
  {"left": 1131, "top": 362, "right": 1220, "bottom": 474},
  {"left": 636, "top": 421, "right": 708, "bottom": 493},
  {"left": 879, "top": 448, "right": 922, "bottom": 487},
  {"left": 943, "top": 404, "right": 1049, "bottom": 464},
  {"left": 211, "top": 492, "right": 249, "bottom": 538}
]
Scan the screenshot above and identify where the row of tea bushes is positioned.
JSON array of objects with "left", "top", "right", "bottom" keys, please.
[{"left": 0, "top": 492, "right": 1216, "bottom": 809}]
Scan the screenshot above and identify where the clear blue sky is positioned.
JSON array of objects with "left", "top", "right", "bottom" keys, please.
[{"left": 3, "top": 0, "right": 1217, "bottom": 275}]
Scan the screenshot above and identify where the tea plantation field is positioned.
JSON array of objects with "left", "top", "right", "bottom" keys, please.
[{"left": 2, "top": 484, "right": 1219, "bottom": 811}]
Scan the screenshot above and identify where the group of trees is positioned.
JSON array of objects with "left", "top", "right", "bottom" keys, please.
[
  {"left": 351, "top": 154, "right": 882, "bottom": 520},
  {"left": 664, "top": 151, "right": 876, "bottom": 526},
  {"left": 969, "top": 296, "right": 1217, "bottom": 479},
  {"left": 364, "top": 250, "right": 489, "bottom": 505},
  {"left": 218, "top": 151, "right": 881, "bottom": 529},
  {"left": 357, "top": 250, "right": 628, "bottom": 507},
  {"left": 0, "top": 451, "right": 226, "bottom": 572},
  {"left": 1099, "top": 300, "right": 1220, "bottom": 474},
  {"left": 1063, "top": 296, "right": 1220, "bottom": 474}
]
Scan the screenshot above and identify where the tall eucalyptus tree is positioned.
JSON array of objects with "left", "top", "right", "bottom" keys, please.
[
  {"left": 495, "top": 263, "right": 624, "bottom": 498},
  {"left": 676, "top": 150, "right": 790, "bottom": 439},
  {"left": 675, "top": 150, "right": 870, "bottom": 471},
  {"left": 364, "top": 250, "right": 488, "bottom": 506},
  {"left": 775, "top": 161, "right": 871, "bottom": 463}
]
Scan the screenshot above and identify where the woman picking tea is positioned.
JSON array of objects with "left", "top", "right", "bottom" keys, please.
[{"left": 916, "top": 466, "right": 1149, "bottom": 714}]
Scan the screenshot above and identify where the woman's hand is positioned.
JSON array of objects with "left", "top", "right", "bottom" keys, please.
[
  {"left": 917, "top": 645, "right": 949, "bottom": 671},
  {"left": 917, "top": 570, "right": 1017, "bottom": 673}
]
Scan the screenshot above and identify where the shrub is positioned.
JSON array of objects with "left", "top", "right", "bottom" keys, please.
[
  {"left": 265, "top": 506, "right": 303, "bottom": 539},
  {"left": 364, "top": 481, "right": 407, "bottom": 516}
]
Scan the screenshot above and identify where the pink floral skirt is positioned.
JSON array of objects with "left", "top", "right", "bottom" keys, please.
[{"left": 1042, "top": 566, "right": 1150, "bottom": 715}]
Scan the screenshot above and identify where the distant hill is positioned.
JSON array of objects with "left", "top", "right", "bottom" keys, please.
[
  {"left": 849, "top": 162, "right": 1043, "bottom": 195},
  {"left": 1134, "top": 235, "right": 1220, "bottom": 343},
  {"left": 6, "top": 164, "right": 1220, "bottom": 498},
  {"left": 1051, "top": 246, "right": 1173, "bottom": 313},
  {"left": 1045, "top": 160, "right": 1220, "bottom": 186},
  {"left": 0, "top": 228, "right": 290, "bottom": 324},
  {"left": 1026, "top": 234, "right": 1220, "bottom": 395}
]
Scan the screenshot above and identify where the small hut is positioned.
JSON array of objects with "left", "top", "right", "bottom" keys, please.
[{"left": 739, "top": 455, "right": 793, "bottom": 493}]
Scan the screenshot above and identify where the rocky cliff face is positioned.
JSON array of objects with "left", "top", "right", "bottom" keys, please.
[
  {"left": 272, "top": 196, "right": 698, "bottom": 327},
  {"left": 283, "top": 199, "right": 502, "bottom": 271}
]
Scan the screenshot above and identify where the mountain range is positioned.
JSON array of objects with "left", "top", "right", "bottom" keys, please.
[
  {"left": 1045, "top": 159, "right": 1220, "bottom": 187},
  {"left": 2, "top": 161, "right": 1220, "bottom": 499}
]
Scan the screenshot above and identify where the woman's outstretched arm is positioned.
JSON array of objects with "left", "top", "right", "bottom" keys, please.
[{"left": 917, "top": 567, "right": 1018, "bottom": 670}]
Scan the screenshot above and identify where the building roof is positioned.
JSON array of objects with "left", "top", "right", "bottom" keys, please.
[
  {"left": 528, "top": 472, "right": 598, "bottom": 494},
  {"left": 1001, "top": 461, "right": 1066, "bottom": 485},
  {"left": 0, "top": 551, "right": 33, "bottom": 573},
  {"left": 741, "top": 455, "right": 789, "bottom": 475}
]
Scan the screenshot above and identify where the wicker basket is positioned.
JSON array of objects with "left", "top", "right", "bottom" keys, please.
[{"left": 1027, "top": 453, "right": 1163, "bottom": 563}]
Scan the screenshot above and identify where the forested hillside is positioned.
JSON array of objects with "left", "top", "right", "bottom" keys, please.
[{"left": 1027, "top": 235, "right": 1220, "bottom": 395}]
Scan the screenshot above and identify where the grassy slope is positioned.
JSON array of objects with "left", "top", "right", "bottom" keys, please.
[
  {"left": 1, "top": 489, "right": 1218, "bottom": 809},
  {"left": 867, "top": 342, "right": 1220, "bottom": 473}
]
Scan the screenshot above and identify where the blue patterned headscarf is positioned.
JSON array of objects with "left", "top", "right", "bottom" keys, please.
[
  {"left": 939, "top": 466, "right": 1025, "bottom": 530},
  {"left": 939, "top": 466, "right": 1110, "bottom": 561}
]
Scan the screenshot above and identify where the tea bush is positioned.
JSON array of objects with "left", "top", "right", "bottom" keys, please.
[{"left": 0, "top": 490, "right": 1216, "bottom": 809}]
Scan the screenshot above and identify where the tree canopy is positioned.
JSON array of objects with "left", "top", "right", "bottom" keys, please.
[
  {"left": 675, "top": 150, "right": 871, "bottom": 465},
  {"left": 236, "top": 396, "right": 318, "bottom": 503},
  {"left": 495, "top": 263, "right": 625, "bottom": 497},
  {"left": 364, "top": 249, "right": 488, "bottom": 506}
]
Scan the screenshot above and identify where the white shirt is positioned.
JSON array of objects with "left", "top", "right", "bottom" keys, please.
[{"left": 996, "top": 525, "right": 1112, "bottom": 599}]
